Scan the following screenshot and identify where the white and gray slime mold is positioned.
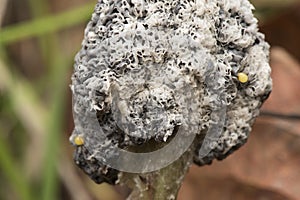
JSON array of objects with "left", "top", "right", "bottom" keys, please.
[{"left": 70, "top": 0, "right": 272, "bottom": 184}]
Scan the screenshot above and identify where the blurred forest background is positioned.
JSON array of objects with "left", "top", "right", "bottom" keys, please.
[{"left": 0, "top": 0, "right": 300, "bottom": 200}]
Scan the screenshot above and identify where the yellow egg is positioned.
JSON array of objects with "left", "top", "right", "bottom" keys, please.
[
  {"left": 74, "top": 135, "right": 84, "bottom": 146},
  {"left": 237, "top": 72, "right": 248, "bottom": 83}
]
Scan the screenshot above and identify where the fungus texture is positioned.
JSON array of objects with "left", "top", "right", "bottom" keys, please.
[{"left": 70, "top": 0, "right": 272, "bottom": 184}]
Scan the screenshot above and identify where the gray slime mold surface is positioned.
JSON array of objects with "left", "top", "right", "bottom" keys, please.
[{"left": 70, "top": 0, "right": 272, "bottom": 184}]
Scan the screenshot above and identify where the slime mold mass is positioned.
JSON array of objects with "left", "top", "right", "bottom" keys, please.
[{"left": 70, "top": 0, "right": 272, "bottom": 184}]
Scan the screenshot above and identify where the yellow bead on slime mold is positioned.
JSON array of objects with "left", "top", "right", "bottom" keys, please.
[
  {"left": 74, "top": 135, "right": 84, "bottom": 146},
  {"left": 237, "top": 72, "right": 248, "bottom": 83}
]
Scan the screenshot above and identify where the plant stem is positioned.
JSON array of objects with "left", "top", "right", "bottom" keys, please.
[{"left": 120, "top": 148, "right": 194, "bottom": 200}]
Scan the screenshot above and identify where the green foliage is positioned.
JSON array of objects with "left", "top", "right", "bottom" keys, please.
[{"left": 0, "top": 1, "right": 94, "bottom": 200}]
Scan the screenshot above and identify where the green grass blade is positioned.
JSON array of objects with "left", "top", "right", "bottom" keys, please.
[
  {"left": 0, "top": 132, "right": 34, "bottom": 200},
  {"left": 0, "top": 2, "right": 94, "bottom": 44},
  {"left": 41, "top": 56, "right": 70, "bottom": 200}
]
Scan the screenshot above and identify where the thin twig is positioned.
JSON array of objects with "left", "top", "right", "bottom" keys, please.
[
  {"left": 260, "top": 111, "right": 300, "bottom": 120},
  {"left": 0, "top": 0, "right": 8, "bottom": 26}
]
